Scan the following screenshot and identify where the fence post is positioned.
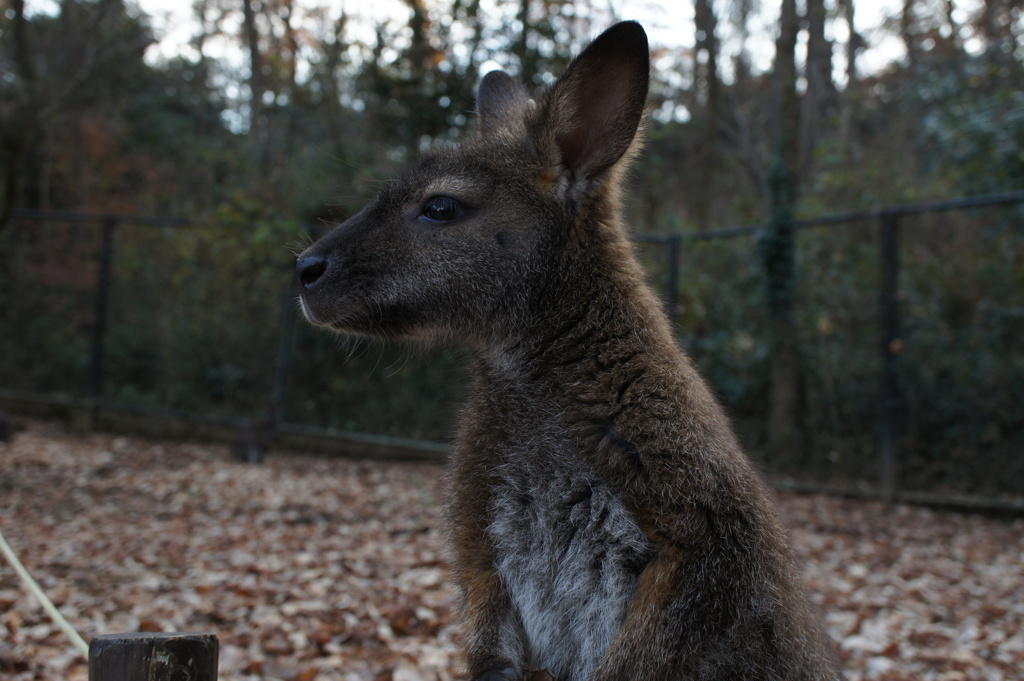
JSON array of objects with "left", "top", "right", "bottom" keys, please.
[
  {"left": 272, "top": 274, "right": 298, "bottom": 405},
  {"left": 89, "top": 632, "right": 218, "bottom": 681},
  {"left": 879, "top": 210, "right": 902, "bottom": 502},
  {"left": 664, "top": 235, "right": 681, "bottom": 320},
  {"left": 88, "top": 218, "right": 116, "bottom": 399}
]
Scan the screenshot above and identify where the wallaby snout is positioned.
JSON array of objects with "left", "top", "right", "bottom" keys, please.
[{"left": 296, "top": 255, "right": 328, "bottom": 290}]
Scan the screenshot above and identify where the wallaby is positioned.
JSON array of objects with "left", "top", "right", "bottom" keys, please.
[{"left": 296, "top": 21, "right": 842, "bottom": 681}]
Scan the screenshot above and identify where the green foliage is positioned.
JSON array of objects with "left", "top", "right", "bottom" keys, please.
[
  {"left": 637, "top": 206, "right": 1024, "bottom": 497},
  {"left": 2, "top": 0, "right": 1023, "bottom": 498},
  {"left": 919, "top": 55, "right": 1024, "bottom": 194},
  {"left": 896, "top": 210, "right": 1024, "bottom": 493}
]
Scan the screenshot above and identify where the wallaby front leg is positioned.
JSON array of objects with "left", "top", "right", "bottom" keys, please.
[
  {"left": 447, "top": 469, "right": 526, "bottom": 681},
  {"left": 459, "top": 566, "right": 526, "bottom": 680},
  {"left": 593, "top": 550, "right": 834, "bottom": 681},
  {"left": 590, "top": 557, "right": 686, "bottom": 681}
]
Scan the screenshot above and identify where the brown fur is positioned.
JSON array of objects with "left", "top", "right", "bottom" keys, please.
[{"left": 296, "top": 21, "right": 843, "bottom": 681}]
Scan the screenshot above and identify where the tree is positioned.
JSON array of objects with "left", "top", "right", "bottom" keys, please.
[
  {"left": 355, "top": 0, "right": 509, "bottom": 148},
  {"left": 691, "top": 0, "right": 721, "bottom": 231},
  {"left": 0, "top": 0, "right": 155, "bottom": 334},
  {"left": 242, "top": 0, "right": 264, "bottom": 140},
  {"left": 1, "top": 0, "right": 35, "bottom": 229},
  {"left": 901, "top": 0, "right": 921, "bottom": 69},
  {"left": 761, "top": 0, "right": 803, "bottom": 464},
  {"left": 510, "top": 0, "right": 585, "bottom": 87},
  {"left": 837, "top": 0, "right": 864, "bottom": 160},
  {"left": 1, "top": 0, "right": 152, "bottom": 224},
  {"left": 801, "top": 0, "right": 833, "bottom": 179}
]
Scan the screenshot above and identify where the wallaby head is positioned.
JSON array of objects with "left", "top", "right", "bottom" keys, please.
[{"left": 295, "top": 21, "right": 650, "bottom": 348}]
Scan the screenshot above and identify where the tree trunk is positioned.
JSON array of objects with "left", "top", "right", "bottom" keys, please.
[
  {"left": 405, "top": 0, "right": 432, "bottom": 70},
  {"left": 0, "top": 0, "right": 39, "bottom": 337},
  {"left": 515, "top": 0, "right": 535, "bottom": 84},
  {"left": 242, "top": 0, "right": 264, "bottom": 137},
  {"left": 838, "top": 0, "right": 861, "bottom": 161},
  {"left": 801, "top": 0, "right": 832, "bottom": 181},
  {"left": 901, "top": 0, "right": 919, "bottom": 69},
  {"left": 944, "top": 0, "right": 963, "bottom": 50},
  {"left": 731, "top": 0, "right": 752, "bottom": 91},
  {"left": 323, "top": 11, "right": 347, "bottom": 144},
  {"left": 462, "top": 0, "right": 485, "bottom": 76},
  {"left": 693, "top": 0, "right": 719, "bottom": 231},
  {"left": 763, "top": 0, "right": 803, "bottom": 466},
  {"left": 1, "top": 0, "right": 34, "bottom": 229},
  {"left": 281, "top": 0, "right": 301, "bottom": 150}
]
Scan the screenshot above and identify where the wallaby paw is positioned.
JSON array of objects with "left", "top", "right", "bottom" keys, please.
[
  {"left": 472, "top": 667, "right": 520, "bottom": 681},
  {"left": 524, "top": 671, "right": 555, "bottom": 681}
]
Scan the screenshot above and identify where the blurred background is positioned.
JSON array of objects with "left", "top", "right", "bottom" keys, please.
[{"left": 0, "top": 0, "right": 1021, "bottom": 504}]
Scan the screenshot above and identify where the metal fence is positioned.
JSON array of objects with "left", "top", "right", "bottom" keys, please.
[
  {"left": 634, "top": 191, "right": 1024, "bottom": 503},
  {"left": 2, "top": 191, "right": 1023, "bottom": 508}
]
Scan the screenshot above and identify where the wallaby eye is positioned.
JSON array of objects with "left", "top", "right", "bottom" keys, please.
[{"left": 421, "top": 195, "right": 464, "bottom": 223}]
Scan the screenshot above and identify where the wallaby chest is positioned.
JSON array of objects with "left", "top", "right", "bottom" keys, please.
[{"left": 467, "top": 382, "right": 654, "bottom": 680}]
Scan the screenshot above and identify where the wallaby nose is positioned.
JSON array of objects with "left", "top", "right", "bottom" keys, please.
[{"left": 297, "top": 255, "right": 328, "bottom": 289}]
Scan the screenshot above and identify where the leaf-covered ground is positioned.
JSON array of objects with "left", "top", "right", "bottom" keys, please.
[{"left": 1, "top": 420, "right": 1022, "bottom": 681}]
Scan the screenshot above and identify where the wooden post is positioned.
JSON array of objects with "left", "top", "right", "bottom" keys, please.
[
  {"left": 89, "top": 633, "right": 218, "bottom": 681},
  {"left": 878, "top": 210, "right": 902, "bottom": 502}
]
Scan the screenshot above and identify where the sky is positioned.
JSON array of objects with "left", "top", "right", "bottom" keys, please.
[
  {"left": 25, "top": 0, "right": 973, "bottom": 85},
  {"left": 124, "top": 0, "right": 912, "bottom": 78}
]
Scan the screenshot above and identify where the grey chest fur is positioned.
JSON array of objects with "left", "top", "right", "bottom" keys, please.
[{"left": 488, "top": 461, "right": 654, "bottom": 680}]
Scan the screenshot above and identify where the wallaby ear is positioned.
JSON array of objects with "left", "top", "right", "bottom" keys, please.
[
  {"left": 547, "top": 21, "right": 649, "bottom": 179},
  {"left": 477, "top": 70, "right": 531, "bottom": 138}
]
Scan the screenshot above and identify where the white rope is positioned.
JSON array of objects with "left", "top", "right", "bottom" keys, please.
[{"left": 0, "top": 527, "right": 90, "bottom": 658}]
